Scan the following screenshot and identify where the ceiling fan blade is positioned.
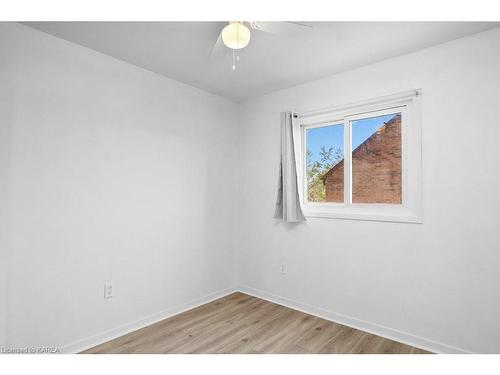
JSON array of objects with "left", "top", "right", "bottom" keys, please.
[
  {"left": 209, "top": 33, "right": 228, "bottom": 60},
  {"left": 248, "top": 21, "right": 313, "bottom": 35}
]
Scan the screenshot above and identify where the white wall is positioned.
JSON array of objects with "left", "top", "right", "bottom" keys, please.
[
  {"left": 0, "top": 23, "right": 238, "bottom": 350},
  {"left": 237, "top": 27, "right": 500, "bottom": 353},
  {"left": 0, "top": 50, "right": 11, "bottom": 347}
]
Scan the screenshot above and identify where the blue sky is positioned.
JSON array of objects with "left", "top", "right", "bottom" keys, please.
[{"left": 306, "top": 113, "right": 398, "bottom": 164}]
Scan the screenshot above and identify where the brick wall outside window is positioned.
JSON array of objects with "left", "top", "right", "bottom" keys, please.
[{"left": 322, "top": 114, "right": 402, "bottom": 204}]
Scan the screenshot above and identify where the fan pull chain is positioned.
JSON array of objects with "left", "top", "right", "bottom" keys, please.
[{"left": 232, "top": 51, "right": 241, "bottom": 71}]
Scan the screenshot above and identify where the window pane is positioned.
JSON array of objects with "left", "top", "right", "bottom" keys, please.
[
  {"left": 351, "top": 113, "right": 402, "bottom": 204},
  {"left": 306, "top": 124, "right": 344, "bottom": 203}
]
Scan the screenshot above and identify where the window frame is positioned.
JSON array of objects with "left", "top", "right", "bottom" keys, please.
[{"left": 297, "top": 90, "right": 422, "bottom": 223}]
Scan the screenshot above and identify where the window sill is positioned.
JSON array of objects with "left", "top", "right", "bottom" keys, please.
[{"left": 302, "top": 204, "right": 422, "bottom": 223}]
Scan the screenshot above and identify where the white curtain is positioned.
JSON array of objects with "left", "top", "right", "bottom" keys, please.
[{"left": 274, "top": 112, "right": 306, "bottom": 222}]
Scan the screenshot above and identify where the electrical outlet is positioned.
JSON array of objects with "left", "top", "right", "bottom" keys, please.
[
  {"left": 280, "top": 263, "right": 286, "bottom": 274},
  {"left": 104, "top": 283, "right": 113, "bottom": 299}
]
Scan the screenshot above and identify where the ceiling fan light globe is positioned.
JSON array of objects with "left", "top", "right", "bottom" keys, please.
[{"left": 221, "top": 22, "right": 251, "bottom": 50}]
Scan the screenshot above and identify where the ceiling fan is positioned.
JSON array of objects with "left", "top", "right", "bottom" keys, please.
[{"left": 210, "top": 21, "right": 313, "bottom": 70}]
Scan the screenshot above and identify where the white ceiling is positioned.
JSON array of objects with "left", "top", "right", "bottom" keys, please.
[{"left": 24, "top": 22, "right": 500, "bottom": 101}]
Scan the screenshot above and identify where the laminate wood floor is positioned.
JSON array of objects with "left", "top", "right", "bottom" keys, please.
[{"left": 82, "top": 292, "right": 430, "bottom": 354}]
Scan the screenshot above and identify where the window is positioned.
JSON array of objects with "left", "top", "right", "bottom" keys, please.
[
  {"left": 298, "top": 91, "right": 422, "bottom": 223},
  {"left": 306, "top": 123, "right": 344, "bottom": 203},
  {"left": 350, "top": 112, "right": 402, "bottom": 204}
]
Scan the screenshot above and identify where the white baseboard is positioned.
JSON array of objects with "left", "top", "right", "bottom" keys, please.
[
  {"left": 60, "top": 286, "right": 238, "bottom": 354},
  {"left": 61, "top": 284, "right": 471, "bottom": 354},
  {"left": 237, "top": 285, "right": 471, "bottom": 354}
]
